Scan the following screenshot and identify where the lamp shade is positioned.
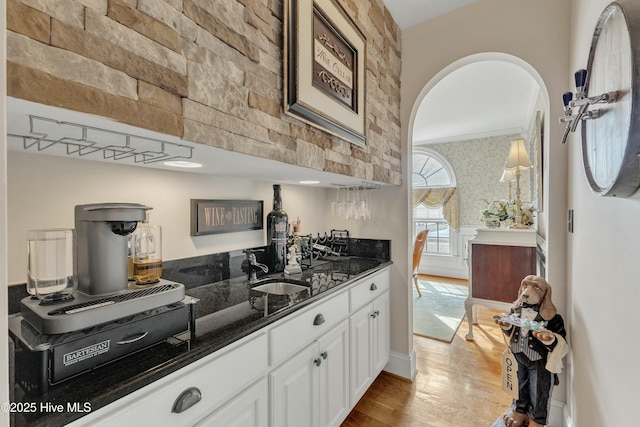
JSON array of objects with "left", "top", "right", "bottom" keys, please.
[
  {"left": 504, "top": 139, "right": 533, "bottom": 171},
  {"left": 500, "top": 169, "right": 517, "bottom": 183}
]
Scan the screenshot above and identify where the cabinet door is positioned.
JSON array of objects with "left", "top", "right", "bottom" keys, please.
[
  {"left": 349, "top": 304, "right": 373, "bottom": 406},
  {"left": 270, "top": 342, "right": 319, "bottom": 427},
  {"left": 317, "top": 320, "right": 349, "bottom": 427},
  {"left": 371, "top": 292, "right": 389, "bottom": 375},
  {"left": 471, "top": 243, "right": 536, "bottom": 302},
  {"left": 195, "top": 378, "right": 267, "bottom": 427}
]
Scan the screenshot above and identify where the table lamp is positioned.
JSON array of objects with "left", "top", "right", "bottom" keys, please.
[{"left": 504, "top": 139, "right": 533, "bottom": 229}]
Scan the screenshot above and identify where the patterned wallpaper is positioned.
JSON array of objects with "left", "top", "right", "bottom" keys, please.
[{"left": 424, "top": 134, "right": 533, "bottom": 226}]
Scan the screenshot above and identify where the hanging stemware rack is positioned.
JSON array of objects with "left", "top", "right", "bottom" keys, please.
[{"left": 8, "top": 115, "right": 194, "bottom": 164}]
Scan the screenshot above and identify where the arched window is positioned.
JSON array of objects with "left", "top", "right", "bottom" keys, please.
[
  {"left": 412, "top": 149, "right": 456, "bottom": 255},
  {"left": 412, "top": 151, "right": 453, "bottom": 188}
]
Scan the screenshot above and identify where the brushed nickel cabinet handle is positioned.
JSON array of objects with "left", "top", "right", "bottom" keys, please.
[
  {"left": 172, "top": 387, "right": 202, "bottom": 413},
  {"left": 313, "top": 313, "right": 325, "bottom": 325}
]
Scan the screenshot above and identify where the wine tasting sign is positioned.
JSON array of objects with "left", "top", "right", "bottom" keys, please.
[{"left": 191, "top": 199, "right": 264, "bottom": 236}]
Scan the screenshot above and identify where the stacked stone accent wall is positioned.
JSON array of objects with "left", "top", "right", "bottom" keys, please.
[{"left": 7, "top": 0, "right": 402, "bottom": 185}]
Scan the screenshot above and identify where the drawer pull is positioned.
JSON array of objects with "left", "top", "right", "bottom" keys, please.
[
  {"left": 314, "top": 357, "right": 322, "bottom": 367},
  {"left": 370, "top": 283, "right": 377, "bottom": 291},
  {"left": 313, "top": 313, "right": 325, "bottom": 325},
  {"left": 321, "top": 351, "right": 328, "bottom": 360},
  {"left": 117, "top": 331, "right": 149, "bottom": 345},
  {"left": 172, "top": 387, "right": 202, "bottom": 414},
  {"left": 370, "top": 310, "right": 380, "bottom": 319}
]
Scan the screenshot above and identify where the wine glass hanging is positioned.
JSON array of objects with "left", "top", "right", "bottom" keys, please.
[{"left": 331, "top": 182, "right": 377, "bottom": 220}]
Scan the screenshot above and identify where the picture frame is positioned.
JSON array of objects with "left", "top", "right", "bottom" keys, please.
[
  {"left": 190, "top": 199, "right": 264, "bottom": 236},
  {"left": 283, "top": 0, "right": 367, "bottom": 146},
  {"left": 529, "top": 111, "right": 544, "bottom": 212}
]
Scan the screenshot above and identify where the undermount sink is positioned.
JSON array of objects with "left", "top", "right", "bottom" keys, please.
[
  {"left": 249, "top": 280, "right": 311, "bottom": 316},
  {"left": 251, "top": 282, "right": 309, "bottom": 295}
]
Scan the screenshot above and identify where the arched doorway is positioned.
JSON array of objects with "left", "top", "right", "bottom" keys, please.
[{"left": 409, "top": 53, "right": 550, "bottom": 331}]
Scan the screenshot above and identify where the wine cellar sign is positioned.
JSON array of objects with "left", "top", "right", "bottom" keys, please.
[
  {"left": 190, "top": 199, "right": 264, "bottom": 236},
  {"left": 312, "top": 13, "right": 355, "bottom": 110},
  {"left": 283, "top": 0, "right": 366, "bottom": 146}
]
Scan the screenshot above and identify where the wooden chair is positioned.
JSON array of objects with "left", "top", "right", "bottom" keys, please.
[{"left": 412, "top": 230, "right": 428, "bottom": 297}]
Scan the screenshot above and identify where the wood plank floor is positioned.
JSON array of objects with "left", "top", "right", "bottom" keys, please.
[{"left": 342, "top": 275, "right": 512, "bottom": 426}]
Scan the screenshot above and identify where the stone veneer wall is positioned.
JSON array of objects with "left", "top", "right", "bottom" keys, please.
[{"left": 6, "top": 0, "right": 402, "bottom": 185}]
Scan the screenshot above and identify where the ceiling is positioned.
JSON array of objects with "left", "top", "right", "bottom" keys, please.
[
  {"left": 382, "top": 0, "right": 480, "bottom": 30},
  {"left": 413, "top": 61, "right": 541, "bottom": 145}
]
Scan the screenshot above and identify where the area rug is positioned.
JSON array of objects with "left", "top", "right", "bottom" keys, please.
[{"left": 413, "top": 280, "right": 468, "bottom": 342}]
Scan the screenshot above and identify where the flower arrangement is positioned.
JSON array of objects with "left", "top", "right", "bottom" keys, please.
[{"left": 480, "top": 199, "right": 535, "bottom": 227}]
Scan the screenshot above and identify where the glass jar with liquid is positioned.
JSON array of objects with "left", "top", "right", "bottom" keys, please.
[
  {"left": 131, "top": 217, "right": 162, "bottom": 285},
  {"left": 27, "top": 229, "right": 77, "bottom": 302}
]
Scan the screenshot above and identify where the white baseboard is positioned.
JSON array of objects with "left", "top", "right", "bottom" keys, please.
[
  {"left": 562, "top": 402, "right": 573, "bottom": 427},
  {"left": 383, "top": 350, "right": 416, "bottom": 381},
  {"left": 423, "top": 264, "right": 468, "bottom": 280},
  {"left": 547, "top": 399, "right": 567, "bottom": 427}
]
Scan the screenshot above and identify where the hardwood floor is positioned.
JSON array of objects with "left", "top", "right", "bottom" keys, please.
[{"left": 342, "top": 275, "right": 512, "bottom": 426}]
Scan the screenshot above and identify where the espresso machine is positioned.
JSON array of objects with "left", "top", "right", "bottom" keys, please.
[{"left": 9, "top": 203, "right": 195, "bottom": 394}]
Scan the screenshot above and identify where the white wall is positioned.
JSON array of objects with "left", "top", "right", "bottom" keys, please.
[
  {"left": 401, "top": 0, "right": 570, "bottom": 404},
  {"left": 567, "top": 0, "right": 640, "bottom": 425},
  {"left": 6, "top": 151, "right": 329, "bottom": 285},
  {"left": 6, "top": 149, "right": 414, "bottom": 377},
  {"left": 327, "top": 184, "right": 411, "bottom": 376}
]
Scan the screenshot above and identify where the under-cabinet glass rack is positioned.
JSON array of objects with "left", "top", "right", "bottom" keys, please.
[{"left": 8, "top": 115, "right": 194, "bottom": 164}]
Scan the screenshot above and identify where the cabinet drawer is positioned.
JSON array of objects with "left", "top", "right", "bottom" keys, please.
[
  {"left": 269, "top": 291, "right": 348, "bottom": 367},
  {"left": 73, "top": 333, "right": 267, "bottom": 427},
  {"left": 349, "top": 268, "right": 389, "bottom": 311}
]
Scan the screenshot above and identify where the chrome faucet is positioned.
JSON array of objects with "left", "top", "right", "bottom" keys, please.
[{"left": 244, "top": 249, "right": 269, "bottom": 281}]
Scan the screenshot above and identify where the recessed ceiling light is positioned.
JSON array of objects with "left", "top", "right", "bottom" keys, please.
[
  {"left": 163, "top": 160, "right": 203, "bottom": 168},
  {"left": 299, "top": 180, "right": 320, "bottom": 184}
]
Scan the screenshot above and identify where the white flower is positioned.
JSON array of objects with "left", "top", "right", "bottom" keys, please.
[{"left": 480, "top": 198, "right": 535, "bottom": 226}]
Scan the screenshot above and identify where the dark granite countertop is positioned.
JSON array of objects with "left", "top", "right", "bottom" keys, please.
[{"left": 10, "top": 256, "right": 391, "bottom": 427}]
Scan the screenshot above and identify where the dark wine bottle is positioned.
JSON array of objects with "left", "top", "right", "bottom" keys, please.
[{"left": 266, "top": 184, "right": 288, "bottom": 272}]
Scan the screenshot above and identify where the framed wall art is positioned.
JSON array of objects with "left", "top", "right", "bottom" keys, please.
[{"left": 283, "top": 0, "right": 367, "bottom": 146}]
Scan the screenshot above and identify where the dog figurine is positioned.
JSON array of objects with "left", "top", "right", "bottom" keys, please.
[{"left": 494, "top": 275, "right": 568, "bottom": 427}]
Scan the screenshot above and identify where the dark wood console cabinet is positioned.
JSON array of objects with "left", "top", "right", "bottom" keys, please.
[{"left": 465, "top": 228, "right": 538, "bottom": 340}]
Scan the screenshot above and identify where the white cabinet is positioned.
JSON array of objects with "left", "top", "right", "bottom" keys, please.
[
  {"left": 67, "top": 333, "right": 268, "bottom": 427},
  {"left": 269, "top": 292, "right": 349, "bottom": 367},
  {"left": 195, "top": 378, "right": 267, "bottom": 427},
  {"left": 317, "top": 320, "right": 350, "bottom": 427},
  {"left": 67, "top": 266, "right": 391, "bottom": 427},
  {"left": 371, "top": 293, "right": 390, "bottom": 376},
  {"left": 270, "top": 320, "right": 349, "bottom": 427},
  {"left": 349, "top": 291, "right": 389, "bottom": 406}
]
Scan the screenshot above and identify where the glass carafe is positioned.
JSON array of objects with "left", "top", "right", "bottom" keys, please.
[
  {"left": 132, "top": 219, "right": 162, "bottom": 285},
  {"left": 27, "top": 229, "right": 77, "bottom": 302}
]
